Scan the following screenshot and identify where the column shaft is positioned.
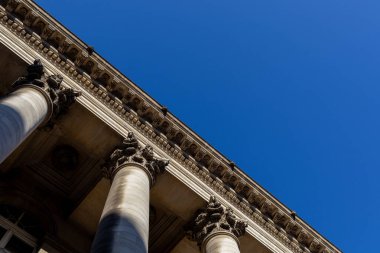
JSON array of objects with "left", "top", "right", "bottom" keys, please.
[
  {"left": 203, "top": 233, "right": 240, "bottom": 253},
  {"left": 91, "top": 164, "right": 150, "bottom": 253},
  {"left": 0, "top": 85, "right": 51, "bottom": 163}
]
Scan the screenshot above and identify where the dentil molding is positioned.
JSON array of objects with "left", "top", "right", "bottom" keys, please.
[{"left": 0, "top": 1, "right": 340, "bottom": 253}]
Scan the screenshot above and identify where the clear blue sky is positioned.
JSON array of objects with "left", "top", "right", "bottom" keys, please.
[{"left": 36, "top": 1, "right": 379, "bottom": 252}]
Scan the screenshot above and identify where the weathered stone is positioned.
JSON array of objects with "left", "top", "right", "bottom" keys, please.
[
  {"left": 186, "top": 196, "right": 247, "bottom": 247},
  {"left": 12, "top": 59, "right": 81, "bottom": 123},
  {"left": 92, "top": 132, "right": 169, "bottom": 253},
  {"left": 103, "top": 132, "right": 169, "bottom": 185},
  {"left": 0, "top": 60, "right": 80, "bottom": 162}
]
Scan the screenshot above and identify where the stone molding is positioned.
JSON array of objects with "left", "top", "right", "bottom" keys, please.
[
  {"left": 12, "top": 59, "right": 81, "bottom": 125},
  {"left": 0, "top": 2, "right": 340, "bottom": 253},
  {"left": 186, "top": 196, "right": 247, "bottom": 246},
  {"left": 103, "top": 132, "right": 169, "bottom": 185}
]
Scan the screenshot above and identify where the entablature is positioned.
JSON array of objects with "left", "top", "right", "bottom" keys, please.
[{"left": 0, "top": 1, "right": 340, "bottom": 253}]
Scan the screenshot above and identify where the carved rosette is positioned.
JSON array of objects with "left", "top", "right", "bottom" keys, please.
[
  {"left": 12, "top": 59, "right": 81, "bottom": 124},
  {"left": 186, "top": 196, "right": 248, "bottom": 246},
  {"left": 103, "top": 132, "right": 169, "bottom": 185}
]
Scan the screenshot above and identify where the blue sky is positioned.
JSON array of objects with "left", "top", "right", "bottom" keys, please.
[{"left": 35, "top": 1, "right": 380, "bottom": 252}]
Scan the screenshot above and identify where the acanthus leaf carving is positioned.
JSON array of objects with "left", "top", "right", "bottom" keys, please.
[
  {"left": 46, "top": 74, "right": 81, "bottom": 120},
  {"left": 104, "top": 132, "right": 169, "bottom": 185},
  {"left": 186, "top": 195, "right": 248, "bottom": 246},
  {"left": 12, "top": 59, "right": 81, "bottom": 125},
  {"left": 0, "top": 5, "right": 340, "bottom": 252}
]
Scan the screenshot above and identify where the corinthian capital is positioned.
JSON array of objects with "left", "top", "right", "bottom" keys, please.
[
  {"left": 12, "top": 60, "right": 81, "bottom": 125},
  {"left": 45, "top": 75, "right": 81, "bottom": 119},
  {"left": 13, "top": 59, "right": 44, "bottom": 87},
  {"left": 186, "top": 196, "right": 248, "bottom": 246},
  {"left": 104, "top": 132, "right": 169, "bottom": 185}
]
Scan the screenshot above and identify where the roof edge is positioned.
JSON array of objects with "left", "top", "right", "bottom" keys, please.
[{"left": 0, "top": 1, "right": 341, "bottom": 252}]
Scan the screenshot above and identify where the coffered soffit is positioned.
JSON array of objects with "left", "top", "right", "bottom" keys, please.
[{"left": 0, "top": 1, "right": 340, "bottom": 253}]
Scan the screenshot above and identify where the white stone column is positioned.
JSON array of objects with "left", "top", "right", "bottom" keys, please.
[
  {"left": 0, "top": 60, "right": 79, "bottom": 164},
  {"left": 202, "top": 231, "right": 240, "bottom": 253},
  {"left": 0, "top": 85, "right": 52, "bottom": 163},
  {"left": 91, "top": 132, "right": 168, "bottom": 253},
  {"left": 92, "top": 164, "right": 151, "bottom": 253}
]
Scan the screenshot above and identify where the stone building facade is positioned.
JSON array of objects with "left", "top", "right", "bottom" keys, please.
[{"left": 0, "top": 1, "right": 341, "bottom": 253}]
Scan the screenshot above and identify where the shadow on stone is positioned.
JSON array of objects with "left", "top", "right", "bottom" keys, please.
[
  {"left": 91, "top": 212, "right": 147, "bottom": 253},
  {"left": 0, "top": 103, "right": 28, "bottom": 163}
]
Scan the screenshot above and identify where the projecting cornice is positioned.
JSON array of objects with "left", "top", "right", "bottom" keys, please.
[{"left": 0, "top": 1, "right": 340, "bottom": 253}]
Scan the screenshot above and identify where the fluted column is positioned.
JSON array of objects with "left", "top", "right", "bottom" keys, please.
[
  {"left": 186, "top": 196, "right": 248, "bottom": 253},
  {"left": 0, "top": 85, "right": 52, "bottom": 162},
  {"left": 203, "top": 231, "right": 240, "bottom": 253},
  {"left": 0, "top": 60, "right": 80, "bottom": 163},
  {"left": 91, "top": 132, "right": 169, "bottom": 253}
]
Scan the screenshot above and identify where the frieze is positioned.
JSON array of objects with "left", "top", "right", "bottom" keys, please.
[
  {"left": 273, "top": 211, "right": 290, "bottom": 229},
  {"left": 0, "top": 2, "right": 338, "bottom": 253}
]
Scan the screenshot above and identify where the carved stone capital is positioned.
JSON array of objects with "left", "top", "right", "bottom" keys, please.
[
  {"left": 12, "top": 59, "right": 81, "bottom": 125},
  {"left": 46, "top": 75, "right": 81, "bottom": 120},
  {"left": 186, "top": 196, "right": 248, "bottom": 246},
  {"left": 103, "top": 132, "right": 169, "bottom": 185}
]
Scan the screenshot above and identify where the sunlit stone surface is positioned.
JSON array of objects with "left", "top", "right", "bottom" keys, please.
[
  {"left": 0, "top": 85, "right": 50, "bottom": 163},
  {"left": 92, "top": 165, "right": 150, "bottom": 253}
]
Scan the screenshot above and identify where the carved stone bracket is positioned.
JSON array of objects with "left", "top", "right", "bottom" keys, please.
[
  {"left": 103, "top": 132, "right": 169, "bottom": 185},
  {"left": 12, "top": 59, "right": 81, "bottom": 125},
  {"left": 186, "top": 195, "right": 248, "bottom": 246}
]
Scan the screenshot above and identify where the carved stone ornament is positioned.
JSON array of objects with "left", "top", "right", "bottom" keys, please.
[
  {"left": 186, "top": 195, "right": 248, "bottom": 246},
  {"left": 12, "top": 59, "right": 81, "bottom": 124},
  {"left": 103, "top": 132, "right": 169, "bottom": 184},
  {"left": 0, "top": 3, "right": 340, "bottom": 252}
]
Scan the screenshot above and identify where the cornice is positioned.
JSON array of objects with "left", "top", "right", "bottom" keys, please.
[{"left": 0, "top": 1, "right": 340, "bottom": 253}]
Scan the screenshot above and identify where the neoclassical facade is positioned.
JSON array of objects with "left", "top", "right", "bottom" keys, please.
[{"left": 0, "top": 1, "right": 341, "bottom": 253}]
